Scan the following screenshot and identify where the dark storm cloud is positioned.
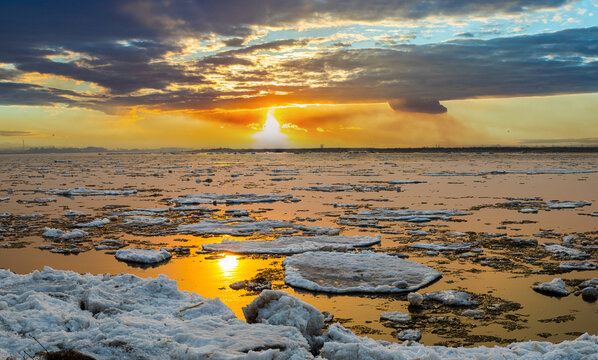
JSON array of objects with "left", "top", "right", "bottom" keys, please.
[
  {"left": 389, "top": 98, "right": 448, "bottom": 114},
  {"left": 0, "top": 82, "right": 78, "bottom": 107}
]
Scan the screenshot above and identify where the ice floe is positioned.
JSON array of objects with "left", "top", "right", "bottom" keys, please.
[
  {"left": 340, "top": 209, "right": 470, "bottom": 223},
  {"left": 396, "top": 329, "right": 421, "bottom": 341},
  {"left": 64, "top": 210, "right": 86, "bottom": 216},
  {"left": 424, "top": 290, "right": 478, "bottom": 306},
  {"left": 283, "top": 251, "right": 441, "bottom": 294},
  {"left": 41, "top": 187, "right": 137, "bottom": 196},
  {"left": 425, "top": 168, "right": 598, "bottom": 176},
  {"left": 0, "top": 267, "right": 311, "bottom": 359},
  {"left": 547, "top": 200, "right": 592, "bottom": 209},
  {"left": 178, "top": 219, "right": 338, "bottom": 236},
  {"left": 319, "top": 323, "right": 598, "bottom": 359},
  {"left": 542, "top": 243, "right": 589, "bottom": 259},
  {"left": 74, "top": 218, "right": 111, "bottom": 228},
  {"left": 380, "top": 312, "right": 410, "bottom": 323},
  {"left": 122, "top": 216, "right": 170, "bottom": 226},
  {"left": 202, "top": 235, "right": 380, "bottom": 254},
  {"left": 559, "top": 261, "right": 598, "bottom": 271},
  {"left": 42, "top": 228, "right": 88, "bottom": 240},
  {"left": 409, "top": 242, "right": 477, "bottom": 252},
  {"left": 533, "top": 278, "right": 570, "bottom": 296},
  {"left": 171, "top": 192, "right": 293, "bottom": 205},
  {"left": 114, "top": 248, "right": 172, "bottom": 264}
]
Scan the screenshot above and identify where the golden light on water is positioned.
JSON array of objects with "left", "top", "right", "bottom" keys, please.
[{"left": 217, "top": 254, "right": 239, "bottom": 277}]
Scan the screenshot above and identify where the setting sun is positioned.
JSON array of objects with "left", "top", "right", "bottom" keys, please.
[{"left": 251, "top": 109, "right": 289, "bottom": 148}]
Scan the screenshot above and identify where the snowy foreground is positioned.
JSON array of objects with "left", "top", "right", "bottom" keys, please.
[{"left": 1, "top": 268, "right": 598, "bottom": 360}]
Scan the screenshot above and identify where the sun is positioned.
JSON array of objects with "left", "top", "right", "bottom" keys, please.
[{"left": 251, "top": 109, "right": 289, "bottom": 148}]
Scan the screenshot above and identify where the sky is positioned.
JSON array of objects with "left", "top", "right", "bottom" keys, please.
[{"left": 1, "top": 0, "right": 597, "bottom": 149}]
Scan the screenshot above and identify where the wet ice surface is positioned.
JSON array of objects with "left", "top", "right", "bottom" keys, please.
[{"left": 0, "top": 151, "right": 597, "bottom": 348}]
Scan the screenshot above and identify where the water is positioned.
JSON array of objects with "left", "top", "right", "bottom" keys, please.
[{"left": 0, "top": 151, "right": 596, "bottom": 346}]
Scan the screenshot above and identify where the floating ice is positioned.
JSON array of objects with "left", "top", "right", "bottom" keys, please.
[
  {"left": 64, "top": 210, "right": 86, "bottom": 216},
  {"left": 547, "top": 200, "right": 592, "bottom": 209},
  {"left": 462, "top": 309, "right": 484, "bottom": 318},
  {"left": 42, "top": 187, "right": 137, "bottom": 196},
  {"left": 341, "top": 208, "right": 470, "bottom": 223},
  {"left": 396, "top": 329, "right": 421, "bottom": 341},
  {"left": 519, "top": 208, "right": 538, "bottom": 214},
  {"left": 294, "top": 184, "right": 401, "bottom": 192},
  {"left": 283, "top": 251, "right": 441, "bottom": 294},
  {"left": 75, "top": 218, "right": 110, "bottom": 228},
  {"left": 388, "top": 180, "right": 427, "bottom": 185},
  {"left": 424, "top": 290, "right": 478, "bottom": 306},
  {"left": 533, "top": 278, "right": 569, "bottom": 296},
  {"left": 409, "top": 242, "right": 477, "bottom": 252},
  {"left": 542, "top": 243, "right": 589, "bottom": 259},
  {"left": 0, "top": 267, "right": 311, "bottom": 359},
  {"left": 114, "top": 248, "right": 172, "bottom": 264},
  {"left": 559, "top": 261, "right": 598, "bottom": 271},
  {"left": 179, "top": 219, "right": 338, "bottom": 236},
  {"left": 319, "top": 323, "right": 598, "bottom": 359},
  {"left": 42, "top": 228, "right": 88, "bottom": 240},
  {"left": 203, "top": 235, "right": 380, "bottom": 254},
  {"left": 242, "top": 290, "right": 324, "bottom": 351},
  {"left": 0, "top": 197, "right": 9, "bottom": 201},
  {"left": 380, "top": 312, "right": 410, "bottom": 323},
  {"left": 171, "top": 193, "right": 293, "bottom": 205},
  {"left": 122, "top": 216, "right": 170, "bottom": 226},
  {"left": 425, "top": 168, "right": 598, "bottom": 176},
  {"left": 225, "top": 209, "right": 249, "bottom": 217},
  {"left": 579, "top": 278, "right": 598, "bottom": 289}
]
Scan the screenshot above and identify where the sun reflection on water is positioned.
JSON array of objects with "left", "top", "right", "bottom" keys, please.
[{"left": 217, "top": 254, "right": 239, "bottom": 278}]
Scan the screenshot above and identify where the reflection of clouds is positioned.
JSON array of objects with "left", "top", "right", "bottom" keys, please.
[{"left": 217, "top": 254, "right": 239, "bottom": 277}]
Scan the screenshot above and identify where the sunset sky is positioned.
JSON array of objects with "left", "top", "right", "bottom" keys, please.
[{"left": 1, "top": 0, "right": 597, "bottom": 149}]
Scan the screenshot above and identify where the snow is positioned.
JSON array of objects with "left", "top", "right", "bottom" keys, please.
[
  {"left": 242, "top": 290, "right": 324, "bottom": 351},
  {"left": 202, "top": 235, "right": 381, "bottom": 254},
  {"left": 542, "top": 243, "right": 589, "bottom": 259},
  {"left": 283, "top": 251, "right": 442, "bottom": 294},
  {"left": 380, "top": 312, "right": 410, "bottom": 323},
  {"left": 559, "top": 261, "right": 598, "bottom": 271},
  {"left": 114, "top": 248, "right": 172, "bottom": 264},
  {"left": 409, "top": 242, "right": 477, "bottom": 252},
  {"left": 122, "top": 216, "right": 170, "bottom": 226},
  {"left": 533, "top": 278, "right": 570, "bottom": 296},
  {"left": 547, "top": 200, "right": 592, "bottom": 209},
  {"left": 75, "top": 218, "right": 111, "bottom": 228},
  {"left": 424, "top": 290, "right": 479, "bottom": 306},
  {"left": 171, "top": 192, "right": 293, "bottom": 205},
  {"left": 0, "top": 267, "right": 311, "bottom": 359},
  {"left": 319, "top": 323, "right": 598, "bottom": 360},
  {"left": 178, "top": 219, "right": 339, "bottom": 236}
]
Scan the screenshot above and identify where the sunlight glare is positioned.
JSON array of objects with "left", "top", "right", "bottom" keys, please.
[
  {"left": 251, "top": 109, "right": 289, "bottom": 148},
  {"left": 217, "top": 254, "right": 239, "bottom": 277}
]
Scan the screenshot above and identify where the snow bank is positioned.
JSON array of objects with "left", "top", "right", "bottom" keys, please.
[
  {"left": 202, "top": 235, "right": 381, "bottom": 254},
  {"left": 319, "top": 323, "right": 598, "bottom": 360},
  {"left": 283, "top": 251, "right": 442, "bottom": 294},
  {"left": 0, "top": 267, "right": 312, "bottom": 359},
  {"left": 243, "top": 290, "right": 324, "bottom": 351},
  {"left": 114, "top": 248, "right": 172, "bottom": 264},
  {"left": 171, "top": 193, "right": 293, "bottom": 205}
]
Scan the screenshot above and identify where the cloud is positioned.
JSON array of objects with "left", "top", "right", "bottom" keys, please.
[
  {"left": 389, "top": 98, "right": 447, "bottom": 114},
  {"left": 0, "top": 130, "right": 35, "bottom": 137},
  {"left": 454, "top": 32, "right": 475, "bottom": 38}
]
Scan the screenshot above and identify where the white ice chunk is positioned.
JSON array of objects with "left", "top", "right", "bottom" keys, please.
[
  {"left": 43, "top": 187, "right": 137, "bottom": 196},
  {"left": 396, "top": 329, "right": 421, "bottom": 341},
  {"left": 171, "top": 193, "right": 293, "bottom": 205},
  {"left": 64, "top": 210, "right": 86, "bottom": 216},
  {"left": 0, "top": 267, "right": 312, "bottom": 359},
  {"left": 320, "top": 323, "right": 598, "bottom": 359},
  {"left": 380, "top": 312, "right": 410, "bottom": 323},
  {"left": 388, "top": 180, "right": 427, "bottom": 185},
  {"left": 242, "top": 290, "right": 324, "bottom": 351},
  {"left": 122, "top": 216, "right": 170, "bottom": 226},
  {"left": 533, "top": 278, "right": 569, "bottom": 296},
  {"left": 114, "top": 248, "right": 172, "bottom": 264},
  {"left": 519, "top": 208, "right": 538, "bottom": 214},
  {"left": 410, "top": 242, "right": 477, "bottom": 252},
  {"left": 341, "top": 208, "right": 469, "bottom": 223},
  {"left": 424, "top": 290, "right": 478, "bottom": 306},
  {"left": 559, "top": 261, "right": 598, "bottom": 271},
  {"left": 75, "top": 218, "right": 110, "bottom": 228},
  {"left": 42, "top": 228, "right": 65, "bottom": 238},
  {"left": 542, "top": 243, "right": 589, "bottom": 259},
  {"left": 179, "top": 219, "right": 338, "bottom": 236},
  {"left": 283, "top": 251, "right": 441, "bottom": 294},
  {"left": 203, "top": 235, "right": 380, "bottom": 254},
  {"left": 547, "top": 200, "right": 592, "bottom": 209}
]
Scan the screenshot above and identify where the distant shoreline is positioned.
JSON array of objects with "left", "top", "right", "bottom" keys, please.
[{"left": 1, "top": 146, "right": 598, "bottom": 155}]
